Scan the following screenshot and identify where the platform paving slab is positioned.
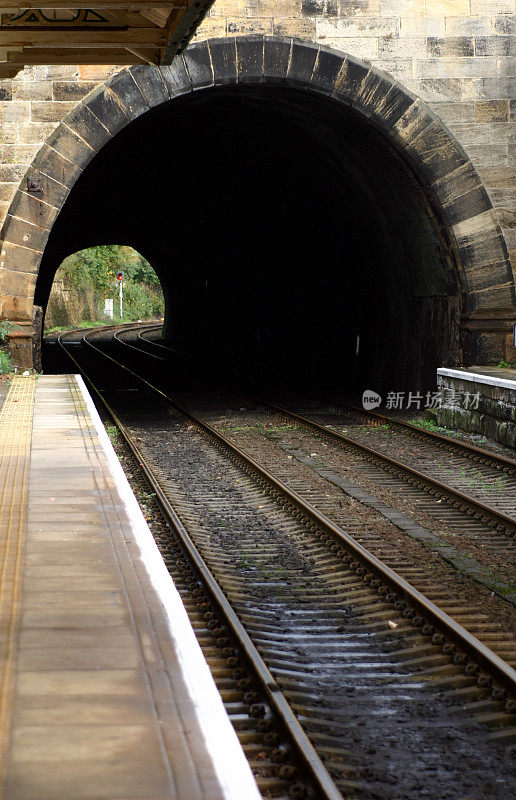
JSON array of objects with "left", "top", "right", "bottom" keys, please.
[{"left": 0, "top": 374, "right": 261, "bottom": 800}]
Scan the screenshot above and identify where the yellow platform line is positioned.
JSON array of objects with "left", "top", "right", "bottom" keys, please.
[{"left": 0, "top": 376, "right": 36, "bottom": 799}]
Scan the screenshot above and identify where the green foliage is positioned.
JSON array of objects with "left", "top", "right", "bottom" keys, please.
[
  {"left": 0, "top": 320, "right": 15, "bottom": 342},
  {"left": 496, "top": 360, "right": 513, "bottom": 369},
  {"left": 54, "top": 245, "right": 164, "bottom": 324},
  {"left": 0, "top": 350, "right": 12, "bottom": 374}
]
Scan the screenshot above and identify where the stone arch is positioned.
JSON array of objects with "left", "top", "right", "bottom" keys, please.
[{"left": 0, "top": 35, "right": 514, "bottom": 366}]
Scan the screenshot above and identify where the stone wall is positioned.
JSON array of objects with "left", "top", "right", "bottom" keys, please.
[{"left": 0, "top": 0, "right": 513, "bottom": 273}]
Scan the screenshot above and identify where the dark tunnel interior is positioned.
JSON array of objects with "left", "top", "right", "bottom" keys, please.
[{"left": 38, "top": 84, "right": 464, "bottom": 393}]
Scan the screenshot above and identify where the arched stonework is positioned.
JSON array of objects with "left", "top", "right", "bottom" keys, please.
[{"left": 0, "top": 36, "right": 514, "bottom": 365}]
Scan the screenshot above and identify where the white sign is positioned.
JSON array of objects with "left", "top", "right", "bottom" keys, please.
[{"left": 104, "top": 298, "right": 114, "bottom": 319}]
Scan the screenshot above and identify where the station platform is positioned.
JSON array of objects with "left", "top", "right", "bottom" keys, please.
[
  {"left": 437, "top": 366, "right": 516, "bottom": 449},
  {"left": 0, "top": 374, "right": 261, "bottom": 800}
]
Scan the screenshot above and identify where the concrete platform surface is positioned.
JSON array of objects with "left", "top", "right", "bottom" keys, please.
[{"left": 0, "top": 374, "right": 261, "bottom": 800}]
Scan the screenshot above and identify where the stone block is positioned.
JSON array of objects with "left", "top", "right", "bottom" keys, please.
[
  {"left": 475, "top": 99, "right": 509, "bottom": 122},
  {"left": 373, "top": 58, "right": 413, "bottom": 80},
  {"left": 65, "top": 103, "right": 111, "bottom": 151},
  {"left": 428, "top": 0, "right": 468, "bottom": 11},
  {"left": 0, "top": 85, "right": 13, "bottom": 101},
  {"left": 52, "top": 82, "right": 97, "bottom": 102},
  {"left": 444, "top": 16, "right": 491, "bottom": 36},
  {"left": 0, "top": 291, "right": 34, "bottom": 322},
  {"left": 470, "top": 0, "right": 513, "bottom": 11},
  {"left": 1, "top": 215, "right": 49, "bottom": 252},
  {"left": 0, "top": 265, "right": 37, "bottom": 296},
  {"left": 32, "top": 65, "right": 79, "bottom": 81},
  {"left": 210, "top": 38, "right": 238, "bottom": 85},
  {"left": 416, "top": 56, "right": 497, "bottom": 78},
  {"left": 46, "top": 125, "right": 95, "bottom": 171},
  {"left": 22, "top": 168, "right": 70, "bottom": 210},
  {"left": 236, "top": 36, "right": 265, "bottom": 82},
  {"left": 497, "top": 208, "right": 516, "bottom": 228},
  {"left": 0, "top": 144, "right": 40, "bottom": 165},
  {"left": 427, "top": 36, "right": 474, "bottom": 57},
  {"left": 160, "top": 59, "right": 191, "bottom": 98},
  {"left": 0, "top": 102, "right": 30, "bottom": 124},
  {"left": 391, "top": 100, "right": 435, "bottom": 145},
  {"left": 475, "top": 35, "right": 514, "bottom": 57},
  {"left": 374, "top": 82, "right": 416, "bottom": 129},
  {"left": 85, "top": 86, "right": 130, "bottom": 135},
  {"left": 193, "top": 17, "right": 228, "bottom": 41},
  {"left": 127, "top": 67, "right": 169, "bottom": 109},
  {"left": 401, "top": 17, "right": 445, "bottom": 36},
  {"left": 183, "top": 42, "right": 215, "bottom": 89},
  {"left": 263, "top": 37, "right": 292, "bottom": 82},
  {"left": 287, "top": 39, "right": 319, "bottom": 85},
  {"left": 340, "top": 0, "right": 381, "bottom": 12},
  {"left": 0, "top": 123, "right": 20, "bottom": 145},
  {"left": 332, "top": 56, "right": 368, "bottom": 103},
  {"left": 406, "top": 120, "right": 455, "bottom": 161},
  {"left": 496, "top": 57, "right": 514, "bottom": 77},
  {"left": 493, "top": 15, "right": 515, "bottom": 35},
  {"left": 0, "top": 183, "right": 18, "bottom": 202},
  {"left": 478, "top": 166, "right": 516, "bottom": 188},
  {"left": 311, "top": 47, "right": 345, "bottom": 93},
  {"left": 227, "top": 18, "right": 273, "bottom": 35},
  {"left": 320, "top": 36, "right": 378, "bottom": 60},
  {"left": 381, "top": 0, "right": 423, "bottom": 13},
  {"left": 12, "top": 82, "right": 53, "bottom": 101},
  {"left": 431, "top": 161, "right": 482, "bottom": 206},
  {"left": 246, "top": 0, "right": 301, "bottom": 16},
  {"left": 417, "top": 141, "right": 466, "bottom": 184},
  {"left": 316, "top": 16, "right": 399, "bottom": 38},
  {"left": 209, "top": 0, "right": 246, "bottom": 15},
  {"left": 462, "top": 77, "right": 513, "bottom": 100},
  {"left": 443, "top": 183, "right": 491, "bottom": 225},
  {"left": 412, "top": 78, "right": 462, "bottom": 101},
  {"left": 18, "top": 122, "right": 58, "bottom": 144},
  {"left": 465, "top": 143, "right": 508, "bottom": 166},
  {"left": 273, "top": 18, "right": 316, "bottom": 39},
  {"left": 7, "top": 191, "right": 59, "bottom": 231},
  {"left": 0, "top": 164, "right": 27, "bottom": 182},
  {"left": 379, "top": 36, "right": 426, "bottom": 58},
  {"left": 488, "top": 186, "right": 516, "bottom": 208},
  {"left": 429, "top": 100, "right": 475, "bottom": 124},
  {"left": 33, "top": 144, "right": 82, "bottom": 189},
  {"left": 78, "top": 65, "right": 120, "bottom": 81},
  {"left": 31, "top": 101, "right": 77, "bottom": 123},
  {"left": 108, "top": 70, "right": 149, "bottom": 119}
]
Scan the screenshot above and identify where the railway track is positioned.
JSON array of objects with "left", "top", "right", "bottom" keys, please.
[
  {"left": 56, "top": 325, "right": 516, "bottom": 800},
  {"left": 118, "top": 326, "right": 516, "bottom": 602}
]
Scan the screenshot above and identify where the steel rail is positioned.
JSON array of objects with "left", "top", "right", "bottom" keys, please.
[
  {"left": 56, "top": 329, "right": 345, "bottom": 800},
  {"left": 256, "top": 399, "right": 516, "bottom": 535},
  {"left": 309, "top": 394, "right": 516, "bottom": 472},
  {"left": 69, "top": 326, "right": 516, "bottom": 697},
  {"left": 114, "top": 327, "right": 516, "bottom": 535},
  {"left": 134, "top": 324, "right": 516, "bottom": 474}
]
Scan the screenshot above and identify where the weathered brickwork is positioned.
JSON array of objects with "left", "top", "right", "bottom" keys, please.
[
  {"left": 0, "top": 1, "right": 513, "bottom": 369},
  {"left": 0, "top": 2, "right": 512, "bottom": 268},
  {"left": 193, "top": 0, "right": 515, "bottom": 269}
]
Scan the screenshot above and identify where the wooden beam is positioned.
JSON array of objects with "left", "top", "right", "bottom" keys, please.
[
  {"left": 7, "top": 47, "right": 160, "bottom": 63},
  {"left": 125, "top": 46, "right": 160, "bottom": 64},
  {"left": 0, "top": 2, "right": 184, "bottom": 7},
  {"left": 0, "top": 28, "right": 166, "bottom": 46}
]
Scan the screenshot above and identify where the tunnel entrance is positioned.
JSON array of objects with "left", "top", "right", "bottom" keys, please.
[{"left": 37, "top": 83, "right": 462, "bottom": 392}]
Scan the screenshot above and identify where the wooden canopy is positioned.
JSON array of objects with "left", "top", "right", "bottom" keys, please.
[{"left": 0, "top": 2, "right": 213, "bottom": 77}]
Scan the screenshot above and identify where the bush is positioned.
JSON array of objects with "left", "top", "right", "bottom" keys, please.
[{"left": 0, "top": 350, "right": 12, "bottom": 374}]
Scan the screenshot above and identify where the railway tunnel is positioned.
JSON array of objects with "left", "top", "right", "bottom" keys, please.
[
  {"left": 38, "top": 85, "right": 461, "bottom": 392},
  {"left": 6, "top": 39, "right": 512, "bottom": 392}
]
